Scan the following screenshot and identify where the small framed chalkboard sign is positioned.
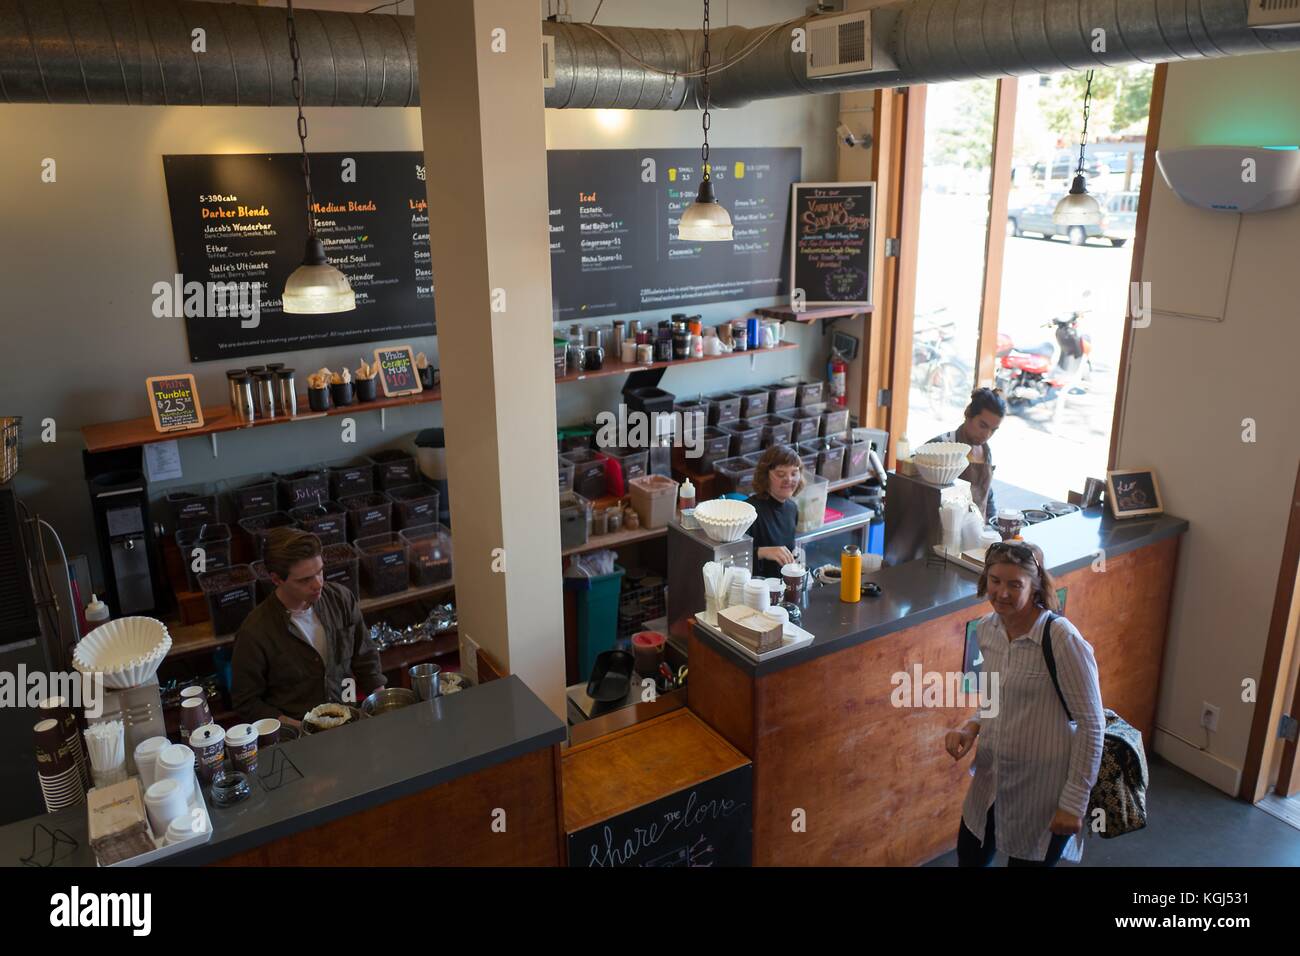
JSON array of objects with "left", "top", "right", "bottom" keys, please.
[
  {"left": 1106, "top": 468, "right": 1163, "bottom": 519},
  {"left": 145, "top": 374, "right": 205, "bottom": 434},
  {"left": 373, "top": 345, "right": 424, "bottom": 398},
  {"left": 789, "top": 181, "right": 876, "bottom": 308}
]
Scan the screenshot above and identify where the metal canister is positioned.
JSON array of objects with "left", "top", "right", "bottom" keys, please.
[
  {"left": 626, "top": 319, "right": 640, "bottom": 340},
  {"left": 585, "top": 327, "right": 602, "bottom": 349},
  {"left": 254, "top": 371, "right": 277, "bottom": 419},
  {"left": 654, "top": 335, "right": 673, "bottom": 363},
  {"left": 732, "top": 321, "right": 748, "bottom": 351},
  {"left": 233, "top": 374, "right": 255, "bottom": 423},
  {"left": 673, "top": 328, "right": 690, "bottom": 359},
  {"left": 265, "top": 362, "right": 285, "bottom": 374},
  {"left": 746, "top": 316, "right": 760, "bottom": 351},
  {"left": 612, "top": 320, "right": 625, "bottom": 359},
  {"left": 226, "top": 369, "right": 247, "bottom": 414},
  {"left": 276, "top": 368, "right": 298, "bottom": 417}
]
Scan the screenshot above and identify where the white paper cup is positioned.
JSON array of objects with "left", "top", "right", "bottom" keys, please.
[
  {"left": 765, "top": 606, "right": 789, "bottom": 626},
  {"left": 144, "top": 778, "right": 190, "bottom": 839},
  {"left": 863, "top": 553, "right": 883, "bottom": 572},
  {"left": 133, "top": 735, "right": 170, "bottom": 791},
  {"left": 154, "top": 743, "right": 196, "bottom": 801}
]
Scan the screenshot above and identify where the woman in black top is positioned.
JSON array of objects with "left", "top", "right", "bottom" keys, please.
[{"left": 746, "top": 445, "right": 805, "bottom": 578}]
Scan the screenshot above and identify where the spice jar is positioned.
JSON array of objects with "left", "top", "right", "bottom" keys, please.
[
  {"left": 592, "top": 507, "right": 609, "bottom": 536},
  {"left": 607, "top": 508, "right": 622, "bottom": 534}
]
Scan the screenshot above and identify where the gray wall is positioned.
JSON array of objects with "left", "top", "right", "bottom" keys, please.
[{"left": 0, "top": 0, "right": 836, "bottom": 590}]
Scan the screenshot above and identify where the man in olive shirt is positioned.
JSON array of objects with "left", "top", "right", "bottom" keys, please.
[{"left": 232, "top": 528, "right": 385, "bottom": 726}]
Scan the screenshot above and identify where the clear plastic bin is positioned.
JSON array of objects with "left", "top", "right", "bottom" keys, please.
[
  {"left": 648, "top": 445, "right": 672, "bottom": 478},
  {"left": 794, "top": 471, "right": 830, "bottom": 532},
  {"left": 175, "top": 523, "right": 232, "bottom": 593},
  {"left": 326, "top": 459, "right": 375, "bottom": 500},
  {"left": 198, "top": 565, "right": 258, "bottom": 635},
  {"left": 686, "top": 425, "right": 733, "bottom": 473},
  {"left": 561, "top": 448, "right": 608, "bottom": 500},
  {"left": 719, "top": 420, "right": 762, "bottom": 458},
  {"left": 237, "top": 512, "right": 295, "bottom": 561},
  {"left": 799, "top": 438, "right": 845, "bottom": 482},
  {"left": 749, "top": 414, "right": 794, "bottom": 448},
  {"left": 673, "top": 400, "right": 709, "bottom": 438},
  {"left": 166, "top": 484, "right": 218, "bottom": 530},
  {"left": 763, "top": 383, "right": 798, "bottom": 412},
  {"left": 387, "top": 483, "right": 441, "bottom": 531},
  {"left": 400, "top": 523, "right": 454, "bottom": 588},
  {"left": 821, "top": 407, "right": 851, "bottom": 438},
  {"left": 735, "top": 388, "right": 771, "bottom": 420},
  {"left": 714, "top": 457, "right": 757, "bottom": 496},
  {"left": 341, "top": 492, "right": 393, "bottom": 540},
  {"left": 705, "top": 391, "right": 742, "bottom": 425},
  {"left": 600, "top": 448, "right": 649, "bottom": 496},
  {"left": 559, "top": 491, "right": 593, "bottom": 550},
  {"left": 795, "top": 380, "right": 825, "bottom": 407},
  {"left": 275, "top": 469, "right": 330, "bottom": 511},
  {"left": 289, "top": 501, "right": 348, "bottom": 546},
  {"left": 222, "top": 474, "right": 277, "bottom": 521},
  {"left": 832, "top": 437, "right": 871, "bottom": 480},
  {"left": 368, "top": 450, "right": 418, "bottom": 490},
  {"left": 628, "top": 475, "right": 679, "bottom": 530},
  {"left": 355, "top": 532, "right": 410, "bottom": 597},
  {"left": 321, "top": 542, "right": 360, "bottom": 598},
  {"left": 558, "top": 456, "right": 575, "bottom": 493},
  {"left": 778, "top": 408, "right": 824, "bottom": 443}
]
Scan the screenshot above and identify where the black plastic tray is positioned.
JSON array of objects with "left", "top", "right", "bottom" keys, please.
[{"left": 586, "top": 649, "right": 635, "bottom": 703}]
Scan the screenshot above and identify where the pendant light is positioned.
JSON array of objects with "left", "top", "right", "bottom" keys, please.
[
  {"left": 1053, "top": 69, "right": 1103, "bottom": 228},
  {"left": 282, "top": 0, "right": 355, "bottom": 314},
  {"left": 677, "top": 0, "right": 733, "bottom": 242}
]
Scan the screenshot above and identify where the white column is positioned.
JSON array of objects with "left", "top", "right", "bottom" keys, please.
[{"left": 415, "top": 0, "right": 565, "bottom": 716}]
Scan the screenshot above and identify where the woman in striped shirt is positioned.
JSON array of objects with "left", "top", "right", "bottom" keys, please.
[{"left": 944, "top": 541, "right": 1104, "bottom": 866}]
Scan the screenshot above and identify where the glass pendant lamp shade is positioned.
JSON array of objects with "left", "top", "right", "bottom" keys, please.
[
  {"left": 1052, "top": 174, "right": 1103, "bottom": 226},
  {"left": 678, "top": 178, "right": 734, "bottom": 241},
  {"left": 283, "top": 238, "right": 356, "bottom": 314}
]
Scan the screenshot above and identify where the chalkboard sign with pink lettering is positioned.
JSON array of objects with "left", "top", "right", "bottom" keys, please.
[{"left": 790, "top": 181, "right": 876, "bottom": 308}]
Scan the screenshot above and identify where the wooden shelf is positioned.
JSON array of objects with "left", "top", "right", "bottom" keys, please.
[
  {"left": 753, "top": 304, "right": 872, "bottom": 323},
  {"left": 556, "top": 341, "right": 797, "bottom": 386},
  {"left": 81, "top": 386, "right": 442, "bottom": 454},
  {"left": 164, "top": 579, "right": 456, "bottom": 658},
  {"left": 563, "top": 524, "right": 667, "bottom": 557}
]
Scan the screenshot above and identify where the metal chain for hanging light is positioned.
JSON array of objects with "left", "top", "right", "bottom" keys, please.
[
  {"left": 282, "top": 0, "right": 355, "bottom": 313},
  {"left": 677, "top": 0, "right": 733, "bottom": 242},
  {"left": 1053, "top": 68, "right": 1103, "bottom": 228}
]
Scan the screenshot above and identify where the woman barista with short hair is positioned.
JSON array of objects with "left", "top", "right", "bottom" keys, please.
[{"left": 745, "top": 445, "right": 805, "bottom": 579}]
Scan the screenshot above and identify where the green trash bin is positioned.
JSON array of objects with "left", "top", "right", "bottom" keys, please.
[{"left": 566, "top": 564, "right": 626, "bottom": 683}]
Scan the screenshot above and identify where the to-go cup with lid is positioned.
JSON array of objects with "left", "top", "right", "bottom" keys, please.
[
  {"left": 155, "top": 743, "right": 196, "bottom": 800},
  {"left": 144, "top": 778, "right": 190, "bottom": 839},
  {"left": 133, "top": 735, "right": 170, "bottom": 790},
  {"left": 187, "top": 724, "right": 226, "bottom": 784},
  {"left": 225, "top": 723, "right": 258, "bottom": 774}
]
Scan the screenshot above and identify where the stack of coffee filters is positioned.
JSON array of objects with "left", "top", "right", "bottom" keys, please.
[
  {"left": 38, "top": 696, "right": 90, "bottom": 789},
  {"left": 33, "top": 714, "right": 88, "bottom": 812},
  {"left": 84, "top": 719, "right": 128, "bottom": 788}
]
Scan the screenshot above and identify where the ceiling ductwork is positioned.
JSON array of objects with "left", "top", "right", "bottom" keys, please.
[{"left": 2, "top": 0, "right": 1299, "bottom": 109}]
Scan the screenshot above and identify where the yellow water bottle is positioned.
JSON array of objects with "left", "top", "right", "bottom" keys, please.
[{"left": 840, "top": 544, "right": 862, "bottom": 603}]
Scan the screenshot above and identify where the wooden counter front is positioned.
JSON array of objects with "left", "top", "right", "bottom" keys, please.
[{"left": 687, "top": 535, "right": 1181, "bottom": 866}]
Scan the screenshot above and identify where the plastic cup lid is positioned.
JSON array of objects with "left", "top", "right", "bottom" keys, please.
[
  {"left": 189, "top": 724, "right": 225, "bottom": 746},
  {"left": 253, "top": 718, "right": 281, "bottom": 734},
  {"left": 180, "top": 685, "right": 206, "bottom": 699},
  {"left": 157, "top": 743, "right": 195, "bottom": 770},
  {"left": 33, "top": 718, "right": 58, "bottom": 733},
  {"left": 145, "top": 778, "right": 180, "bottom": 802},
  {"left": 225, "top": 723, "right": 256, "bottom": 746},
  {"left": 134, "top": 735, "right": 169, "bottom": 758}
]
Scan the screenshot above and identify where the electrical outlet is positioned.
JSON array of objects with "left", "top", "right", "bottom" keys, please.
[{"left": 1201, "top": 701, "right": 1220, "bottom": 732}]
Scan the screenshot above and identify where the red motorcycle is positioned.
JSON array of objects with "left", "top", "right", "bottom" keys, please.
[{"left": 994, "top": 312, "right": 1092, "bottom": 412}]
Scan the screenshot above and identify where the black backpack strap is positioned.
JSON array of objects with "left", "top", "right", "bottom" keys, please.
[{"left": 1041, "top": 611, "right": 1074, "bottom": 722}]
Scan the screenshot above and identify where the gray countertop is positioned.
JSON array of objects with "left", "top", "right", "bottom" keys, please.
[
  {"left": 0, "top": 674, "right": 565, "bottom": 867},
  {"left": 694, "top": 499, "right": 1189, "bottom": 677}
]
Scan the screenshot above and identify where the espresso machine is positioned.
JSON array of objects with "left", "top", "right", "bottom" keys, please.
[{"left": 666, "top": 520, "right": 752, "bottom": 643}]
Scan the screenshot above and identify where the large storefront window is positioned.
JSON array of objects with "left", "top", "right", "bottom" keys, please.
[
  {"left": 993, "top": 66, "right": 1155, "bottom": 498},
  {"left": 907, "top": 79, "right": 996, "bottom": 445}
]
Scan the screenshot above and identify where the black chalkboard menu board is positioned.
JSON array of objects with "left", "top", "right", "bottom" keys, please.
[
  {"left": 789, "top": 181, "right": 876, "bottom": 307},
  {"left": 162, "top": 152, "right": 435, "bottom": 362},
  {"left": 547, "top": 148, "right": 800, "bottom": 321},
  {"left": 568, "top": 765, "right": 752, "bottom": 867},
  {"left": 145, "top": 374, "right": 204, "bottom": 433},
  {"left": 373, "top": 345, "right": 422, "bottom": 398}
]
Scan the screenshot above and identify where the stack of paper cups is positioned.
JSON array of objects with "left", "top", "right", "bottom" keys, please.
[
  {"left": 743, "top": 578, "right": 770, "bottom": 613},
  {"left": 144, "top": 779, "right": 189, "bottom": 839},
  {"left": 33, "top": 718, "right": 86, "bottom": 812},
  {"left": 37, "top": 697, "right": 90, "bottom": 790}
]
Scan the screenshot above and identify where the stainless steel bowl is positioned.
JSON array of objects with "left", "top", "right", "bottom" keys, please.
[{"left": 361, "top": 687, "right": 418, "bottom": 716}]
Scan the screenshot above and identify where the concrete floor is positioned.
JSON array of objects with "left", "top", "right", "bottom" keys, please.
[{"left": 926, "top": 756, "right": 1300, "bottom": 866}]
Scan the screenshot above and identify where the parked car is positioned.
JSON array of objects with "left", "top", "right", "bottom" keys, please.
[{"left": 1007, "top": 190, "right": 1138, "bottom": 247}]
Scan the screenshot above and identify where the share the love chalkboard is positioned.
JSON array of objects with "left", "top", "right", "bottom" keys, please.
[
  {"left": 374, "top": 345, "right": 423, "bottom": 398},
  {"left": 790, "top": 181, "right": 876, "bottom": 307},
  {"left": 568, "top": 765, "right": 752, "bottom": 867},
  {"left": 145, "top": 375, "right": 204, "bottom": 434}
]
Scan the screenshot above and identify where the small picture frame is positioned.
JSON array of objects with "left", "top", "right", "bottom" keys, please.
[{"left": 1106, "top": 468, "right": 1163, "bottom": 519}]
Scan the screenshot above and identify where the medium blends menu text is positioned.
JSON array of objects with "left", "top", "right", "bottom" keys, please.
[{"left": 163, "top": 152, "right": 435, "bottom": 362}]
